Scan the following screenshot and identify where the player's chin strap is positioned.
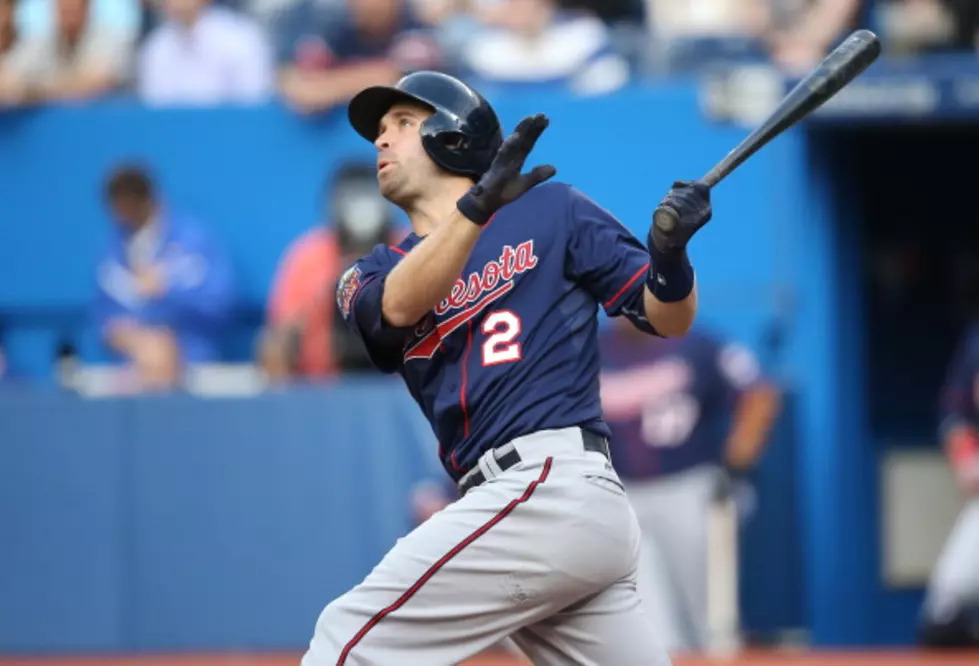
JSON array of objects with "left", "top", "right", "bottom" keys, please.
[{"left": 457, "top": 430, "right": 610, "bottom": 496}]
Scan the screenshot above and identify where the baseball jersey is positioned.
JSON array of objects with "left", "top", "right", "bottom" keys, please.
[
  {"left": 598, "top": 327, "right": 763, "bottom": 480},
  {"left": 939, "top": 324, "right": 979, "bottom": 437},
  {"left": 336, "top": 181, "right": 655, "bottom": 480}
]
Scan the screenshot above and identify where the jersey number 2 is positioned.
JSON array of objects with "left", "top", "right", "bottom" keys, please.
[{"left": 481, "top": 311, "right": 521, "bottom": 366}]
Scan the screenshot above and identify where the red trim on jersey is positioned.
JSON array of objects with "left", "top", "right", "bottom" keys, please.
[
  {"left": 604, "top": 264, "right": 649, "bottom": 309},
  {"left": 389, "top": 246, "right": 407, "bottom": 256},
  {"left": 335, "top": 458, "right": 554, "bottom": 665}
]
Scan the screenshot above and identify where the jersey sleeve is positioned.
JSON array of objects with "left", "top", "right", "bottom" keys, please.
[
  {"left": 335, "top": 244, "right": 413, "bottom": 374},
  {"left": 565, "top": 186, "right": 657, "bottom": 334}
]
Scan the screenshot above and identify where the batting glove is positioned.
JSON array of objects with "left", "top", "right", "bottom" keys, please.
[
  {"left": 457, "top": 113, "right": 557, "bottom": 226},
  {"left": 649, "top": 180, "right": 713, "bottom": 257}
]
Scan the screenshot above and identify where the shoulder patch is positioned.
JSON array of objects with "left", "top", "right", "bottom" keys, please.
[{"left": 336, "top": 265, "right": 362, "bottom": 319}]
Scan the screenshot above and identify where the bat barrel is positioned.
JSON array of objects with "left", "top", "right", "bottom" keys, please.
[{"left": 700, "top": 29, "right": 881, "bottom": 189}]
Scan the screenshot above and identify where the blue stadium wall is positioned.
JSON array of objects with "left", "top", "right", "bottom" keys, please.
[{"left": 0, "top": 82, "right": 889, "bottom": 651}]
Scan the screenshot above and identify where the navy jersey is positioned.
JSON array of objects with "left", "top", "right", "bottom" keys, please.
[
  {"left": 598, "top": 326, "right": 762, "bottom": 480},
  {"left": 939, "top": 324, "right": 979, "bottom": 437},
  {"left": 336, "top": 182, "right": 655, "bottom": 480}
]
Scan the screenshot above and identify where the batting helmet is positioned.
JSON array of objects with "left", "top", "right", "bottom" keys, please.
[{"left": 348, "top": 71, "right": 503, "bottom": 180}]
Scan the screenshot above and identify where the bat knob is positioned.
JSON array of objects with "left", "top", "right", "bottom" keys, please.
[{"left": 653, "top": 206, "right": 679, "bottom": 235}]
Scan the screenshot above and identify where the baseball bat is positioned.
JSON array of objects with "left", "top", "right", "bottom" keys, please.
[
  {"left": 652, "top": 29, "right": 882, "bottom": 233},
  {"left": 706, "top": 495, "right": 741, "bottom": 657}
]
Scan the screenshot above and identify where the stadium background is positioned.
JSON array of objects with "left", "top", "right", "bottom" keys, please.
[{"left": 2, "top": 0, "right": 979, "bottom": 663}]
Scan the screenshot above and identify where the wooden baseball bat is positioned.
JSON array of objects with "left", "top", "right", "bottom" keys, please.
[{"left": 652, "top": 29, "right": 882, "bottom": 234}]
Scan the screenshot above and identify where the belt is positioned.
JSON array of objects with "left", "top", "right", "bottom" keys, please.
[{"left": 457, "top": 429, "right": 610, "bottom": 496}]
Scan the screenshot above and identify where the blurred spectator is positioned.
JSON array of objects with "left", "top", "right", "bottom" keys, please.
[
  {"left": 0, "top": 0, "right": 133, "bottom": 105},
  {"left": 878, "top": 0, "right": 978, "bottom": 55},
  {"left": 645, "top": 0, "right": 858, "bottom": 75},
  {"left": 15, "top": 0, "right": 140, "bottom": 42},
  {"left": 138, "top": 0, "right": 274, "bottom": 105},
  {"left": 764, "top": 0, "right": 860, "bottom": 73},
  {"left": 644, "top": 0, "right": 770, "bottom": 72},
  {"left": 275, "top": 0, "right": 442, "bottom": 114},
  {"left": 258, "top": 162, "right": 399, "bottom": 381},
  {"left": 92, "top": 164, "right": 235, "bottom": 391},
  {"left": 559, "top": 0, "right": 642, "bottom": 24},
  {"left": 454, "top": 0, "right": 630, "bottom": 96},
  {"left": 0, "top": 0, "right": 18, "bottom": 64}
]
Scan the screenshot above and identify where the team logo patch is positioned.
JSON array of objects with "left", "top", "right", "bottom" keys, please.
[{"left": 336, "top": 265, "right": 362, "bottom": 319}]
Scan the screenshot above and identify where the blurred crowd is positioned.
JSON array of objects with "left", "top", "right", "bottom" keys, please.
[
  {"left": 2, "top": 0, "right": 978, "bottom": 112},
  {"left": 2, "top": 0, "right": 979, "bottom": 394},
  {"left": 44, "top": 159, "right": 400, "bottom": 395}
]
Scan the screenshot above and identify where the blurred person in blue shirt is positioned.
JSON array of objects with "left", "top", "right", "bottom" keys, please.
[
  {"left": 275, "top": 0, "right": 443, "bottom": 114},
  {"left": 91, "top": 164, "right": 235, "bottom": 390}
]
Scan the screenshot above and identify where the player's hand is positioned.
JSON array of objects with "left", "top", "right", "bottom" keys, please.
[
  {"left": 649, "top": 180, "right": 712, "bottom": 257},
  {"left": 457, "top": 113, "right": 557, "bottom": 225}
]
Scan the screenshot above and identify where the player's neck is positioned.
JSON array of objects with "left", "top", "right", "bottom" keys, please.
[{"left": 407, "top": 180, "right": 474, "bottom": 237}]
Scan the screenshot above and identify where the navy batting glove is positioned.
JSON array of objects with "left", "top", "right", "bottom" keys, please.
[
  {"left": 646, "top": 180, "right": 711, "bottom": 303},
  {"left": 649, "top": 180, "right": 712, "bottom": 256},
  {"left": 457, "top": 113, "right": 557, "bottom": 225}
]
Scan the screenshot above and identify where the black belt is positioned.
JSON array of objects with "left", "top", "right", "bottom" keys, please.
[{"left": 458, "top": 430, "right": 610, "bottom": 495}]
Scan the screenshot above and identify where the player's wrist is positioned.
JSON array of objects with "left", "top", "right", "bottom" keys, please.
[
  {"left": 456, "top": 189, "right": 494, "bottom": 226},
  {"left": 646, "top": 244, "right": 694, "bottom": 303}
]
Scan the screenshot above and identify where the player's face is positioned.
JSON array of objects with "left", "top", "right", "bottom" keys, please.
[{"left": 374, "top": 103, "right": 441, "bottom": 206}]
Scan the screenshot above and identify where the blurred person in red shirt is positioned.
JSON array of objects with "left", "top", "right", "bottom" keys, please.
[
  {"left": 275, "top": 0, "right": 442, "bottom": 114},
  {"left": 259, "top": 162, "right": 402, "bottom": 381}
]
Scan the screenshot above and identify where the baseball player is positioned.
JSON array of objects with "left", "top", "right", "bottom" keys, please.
[
  {"left": 312, "top": 70, "right": 714, "bottom": 666},
  {"left": 598, "top": 317, "right": 781, "bottom": 654},
  {"left": 918, "top": 324, "right": 979, "bottom": 647}
]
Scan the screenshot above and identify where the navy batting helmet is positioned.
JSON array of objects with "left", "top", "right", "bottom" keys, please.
[{"left": 348, "top": 71, "right": 503, "bottom": 180}]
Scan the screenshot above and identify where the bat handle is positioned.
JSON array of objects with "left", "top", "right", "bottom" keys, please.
[
  {"left": 652, "top": 205, "right": 679, "bottom": 237},
  {"left": 652, "top": 174, "right": 719, "bottom": 244}
]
